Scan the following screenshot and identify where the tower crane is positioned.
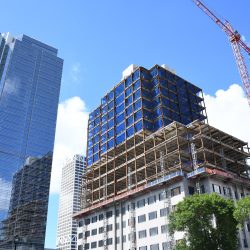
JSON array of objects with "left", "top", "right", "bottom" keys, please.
[{"left": 192, "top": 0, "right": 250, "bottom": 107}]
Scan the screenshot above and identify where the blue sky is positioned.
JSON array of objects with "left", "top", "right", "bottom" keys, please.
[{"left": 1, "top": 0, "right": 250, "bottom": 248}]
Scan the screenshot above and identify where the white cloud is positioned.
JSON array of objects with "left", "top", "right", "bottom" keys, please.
[
  {"left": 50, "top": 97, "right": 89, "bottom": 194},
  {"left": 71, "top": 63, "right": 81, "bottom": 83},
  {"left": 204, "top": 84, "right": 250, "bottom": 144}
]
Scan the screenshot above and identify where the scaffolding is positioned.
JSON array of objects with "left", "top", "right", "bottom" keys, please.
[{"left": 78, "top": 120, "right": 250, "bottom": 211}]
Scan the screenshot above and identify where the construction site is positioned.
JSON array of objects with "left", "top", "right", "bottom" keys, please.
[
  {"left": 79, "top": 120, "right": 250, "bottom": 209},
  {"left": 74, "top": 63, "right": 250, "bottom": 250}
]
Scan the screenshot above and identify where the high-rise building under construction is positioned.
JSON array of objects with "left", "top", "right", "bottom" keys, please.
[{"left": 75, "top": 65, "right": 250, "bottom": 250}]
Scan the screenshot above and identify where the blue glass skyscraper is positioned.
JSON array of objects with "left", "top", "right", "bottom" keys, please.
[
  {"left": 86, "top": 64, "right": 207, "bottom": 166},
  {"left": 0, "top": 33, "right": 63, "bottom": 247}
]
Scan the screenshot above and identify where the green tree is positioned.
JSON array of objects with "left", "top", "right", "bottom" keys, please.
[
  {"left": 169, "top": 193, "right": 238, "bottom": 250},
  {"left": 234, "top": 195, "right": 250, "bottom": 226}
]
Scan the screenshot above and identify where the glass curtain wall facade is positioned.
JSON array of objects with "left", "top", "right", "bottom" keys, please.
[
  {"left": 0, "top": 32, "right": 63, "bottom": 247},
  {"left": 1, "top": 153, "right": 52, "bottom": 249},
  {"left": 87, "top": 65, "right": 207, "bottom": 166}
]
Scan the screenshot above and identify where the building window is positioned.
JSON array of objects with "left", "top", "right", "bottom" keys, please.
[
  {"left": 91, "top": 229, "right": 97, "bottom": 236},
  {"left": 78, "top": 233, "right": 83, "bottom": 239},
  {"left": 137, "top": 199, "right": 145, "bottom": 208},
  {"left": 212, "top": 184, "right": 221, "bottom": 194},
  {"left": 85, "top": 218, "right": 90, "bottom": 225},
  {"left": 122, "top": 235, "right": 126, "bottom": 243},
  {"left": 115, "top": 209, "right": 120, "bottom": 216},
  {"left": 116, "top": 237, "right": 120, "bottom": 244},
  {"left": 92, "top": 216, "right": 97, "bottom": 223},
  {"left": 139, "top": 247, "right": 147, "bottom": 250},
  {"left": 162, "top": 242, "right": 169, "bottom": 250},
  {"left": 91, "top": 242, "right": 97, "bottom": 249},
  {"left": 122, "top": 221, "right": 126, "bottom": 228},
  {"left": 149, "top": 227, "right": 158, "bottom": 236},
  {"left": 84, "top": 243, "right": 89, "bottom": 250},
  {"left": 107, "top": 224, "right": 113, "bottom": 231},
  {"left": 85, "top": 231, "right": 90, "bottom": 237},
  {"left": 121, "top": 207, "right": 126, "bottom": 215},
  {"left": 223, "top": 187, "right": 231, "bottom": 197},
  {"left": 160, "top": 208, "right": 168, "bottom": 217},
  {"left": 99, "top": 227, "right": 104, "bottom": 234},
  {"left": 188, "top": 186, "right": 195, "bottom": 195},
  {"left": 116, "top": 222, "right": 120, "bottom": 230},
  {"left": 106, "top": 211, "right": 113, "bottom": 218},
  {"left": 138, "top": 230, "right": 147, "bottom": 239},
  {"left": 159, "top": 191, "right": 166, "bottom": 201},
  {"left": 78, "top": 246, "right": 83, "bottom": 250},
  {"left": 161, "top": 225, "right": 168, "bottom": 234},
  {"left": 148, "top": 211, "right": 157, "bottom": 220},
  {"left": 148, "top": 195, "right": 156, "bottom": 204},
  {"left": 107, "top": 238, "right": 113, "bottom": 245},
  {"left": 99, "top": 213, "right": 103, "bottom": 221},
  {"left": 78, "top": 221, "right": 83, "bottom": 227},
  {"left": 98, "top": 240, "right": 103, "bottom": 247},
  {"left": 138, "top": 214, "right": 146, "bottom": 223},
  {"left": 150, "top": 243, "right": 159, "bottom": 250},
  {"left": 171, "top": 186, "right": 181, "bottom": 197}
]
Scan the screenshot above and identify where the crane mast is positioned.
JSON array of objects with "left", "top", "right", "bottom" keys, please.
[{"left": 192, "top": 0, "right": 250, "bottom": 107}]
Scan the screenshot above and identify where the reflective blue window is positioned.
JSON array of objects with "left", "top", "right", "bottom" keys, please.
[
  {"left": 158, "top": 68, "right": 166, "bottom": 78},
  {"left": 152, "top": 78, "right": 158, "bottom": 87},
  {"left": 108, "top": 101, "right": 114, "bottom": 110},
  {"left": 108, "top": 111, "right": 114, "bottom": 120},
  {"left": 142, "top": 89, "right": 152, "bottom": 99},
  {"left": 93, "top": 153, "right": 99, "bottom": 162},
  {"left": 125, "top": 86, "right": 132, "bottom": 97},
  {"left": 95, "top": 117, "right": 100, "bottom": 125},
  {"left": 132, "top": 69, "right": 140, "bottom": 81},
  {"left": 126, "top": 116, "right": 133, "bottom": 127},
  {"left": 125, "top": 76, "right": 132, "bottom": 87},
  {"left": 107, "top": 129, "right": 114, "bottom": 139},
  {"left": 102, "top": 115, "right": 107, "bottom": 123},
  {"left": 144, "top": 120, "right": 153, "bottom": 130},
  {"left": 101, "top": 144, "right": 107, "bottom": 154},
  {"left": 101, "top": 134, "right": 106, "bottom": 144},
  {"left": 102, "top": 96, "right": 107, "bottom": 105},
  {"left": 115, "top": 93, "right": 124, "bottom": 105},
  {"left": 115, "top": 113, "right": 125, "bottom": 124},
  {"left": 150, "top": 67, "right": 158, "bottom": 77},
  {"left": 143, "top": 109, "right": 152, "bottom": 121},
  {"left": 116, "top": 133, "right": 125, "bottom": 145},
  {"left": 134, "top": 110, "right": 142, "bottom": 122},
  {"left": 125, "top": 96, "right": 133, "bottom": 106},
  {"left": 108, "top": 119, "right": 114, "bottom": 129},
  {"left": 108, "top": 91, "right": 114, "bottom": 101},
  {"left": 135, "top": 121, "right": 143, "bottom": 132},
  {"left": 116, "top": 123, "right": 125, "bottom": 135},
  {"left": 134, "top": 80, "right": 140, "bottom": 90},
  {"left": 102, "top": 105, "right": 108, "bottom": 114},
  {"left": 93, "top": 135, "right": 99, "bottom": 144},
  {"left": 142, "top": 98, "right": 151, "bottom": 109},
  {"left": 133, "top": 89, "right": 141, "bottom": 101},
  {"left": 126, "top": 126, "right": 134, "bottom": 137},
  {"left": 116, "top": 102, "right": 125, "bottom": 114},
  {"left": 126, "top": 105, "right": 133, "bottom": 116},
  {"left": 134, "top": 100, "right": 141, "bottom": 111},
  {"left": 140, "top": 69, "right": 150, "bottom": 80},
  {"left": 94, "top": 144, "right": 99, "bottom": 153},
  {"left": 101, "top": 123, "right": 107, "bottom": 133},
  {"left": 115, "top": 83, "right": 124, "bottom": 96},
  {"left": 107, "top": 139, "right": 114, "bottom": 149}
]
